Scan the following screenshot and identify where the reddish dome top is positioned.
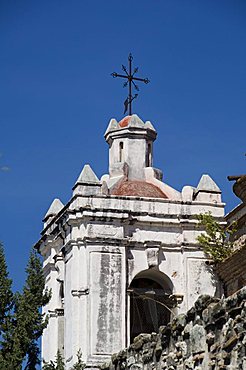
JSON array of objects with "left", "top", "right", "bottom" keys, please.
[
  {"left": 111, "top": 180, "right": 168, "bottom": 199},
  {"left": 119, "top": 116, "right": 131, "bottom": 128}
]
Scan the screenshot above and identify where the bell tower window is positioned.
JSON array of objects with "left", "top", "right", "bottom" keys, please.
[
  {"left": 129, "top": 277, "right": 173, "bottom": 343},
  {"left": 119, "top": 142, "right": 124, "bottom": 162},
  {"left": 146, "top": 142, "right": 152, "bottom": 167}
]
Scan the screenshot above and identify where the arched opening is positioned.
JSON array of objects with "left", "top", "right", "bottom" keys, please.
[
  {"left": 119, "top": 141, "right": 124, "bottom": 162},
  {"left": 146, "top": 142, "right": 152, "bottom": 167},
  {"left": 129, "top": 270, "right": 174, "bottom": 343}
]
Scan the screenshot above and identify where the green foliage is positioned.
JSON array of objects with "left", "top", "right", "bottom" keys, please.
[
  {"left": 43, "top": 350, "right": 65, "bottom": 370},
  {"left": 197, "top": 213, "right": 237, "bottom": 263},
  {"left": 73, "top": 349, "right": 86, "bottom": 370},
  {"left": 0, "top": 243, "right": 13, "bottom": 333},
  {"left": 43, "top": 349, "right": 85, "bottom": 370},
  {"left": 0, "top": 246, "right": 51, "bottom": 369}
]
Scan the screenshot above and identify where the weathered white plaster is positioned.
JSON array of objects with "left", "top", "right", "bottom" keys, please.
[
  {"left": 194, "top": 174, "right": 221, "bottom": 203},
  {"left": 73, "top": 164, "right": 101, "bottom": 196},
  {"left": 36, "top": 115, "right": 225, "bottom": 369},
  {"left": 43, "top": 198, "right": 64, "bottom": 228}
]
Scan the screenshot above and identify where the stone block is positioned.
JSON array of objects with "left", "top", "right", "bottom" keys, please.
[
  {"left": 126, "top": 356, "right": 135, "bottom": 367},
  {"left": 190, "top": 324, "right": 206, "bottom": 354}
]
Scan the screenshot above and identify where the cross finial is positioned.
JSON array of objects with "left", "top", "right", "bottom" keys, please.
[{"left": 111, "top": 53, "right": 150, "bottom": 115}]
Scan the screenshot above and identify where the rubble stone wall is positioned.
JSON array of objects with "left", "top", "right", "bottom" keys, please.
[
  {"left": 103, "top": 288, "right": 246, "bottom": 370},
  {"left": 217, "top": 246, "right": 246, "bottom": 297}
]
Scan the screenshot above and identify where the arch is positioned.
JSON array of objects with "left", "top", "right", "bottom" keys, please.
[
  {"left": 130, "top": 269, "right": 174, "bottom": 293},
  {"left": 128, "top": 269, "right": 174, "bottom": 343}
]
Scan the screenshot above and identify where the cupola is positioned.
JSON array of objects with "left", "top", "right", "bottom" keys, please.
[{"left": 104, "top": 114, "right": 156, "bottom": 180}]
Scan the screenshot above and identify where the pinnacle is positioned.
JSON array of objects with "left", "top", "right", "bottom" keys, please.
[
  {"left": 44, "top": 198, "right": 64, "bottom": 219},
  {"left": 104, "top": 118, "right": 118, "bottom": 137},
  {"left": 127, "top": 114, "right": 145, "bottom": 128},
  {"left": 74, "top": 164, "right": 100, "bottom": 186},
  {"left": 145, "top": 120, "right": 156, "bottom": 132},
  {"left": 196, "top": 174, "right": 221, "bottom": 193}
]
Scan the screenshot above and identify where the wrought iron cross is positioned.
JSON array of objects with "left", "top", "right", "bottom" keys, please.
[{"left": 111, "top": 53, "right": 150, "bottom": 115}]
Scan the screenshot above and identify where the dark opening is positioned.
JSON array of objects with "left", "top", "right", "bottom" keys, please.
[
  {"left": 129, "top": 277, "right": 172, "bottom": 343},
  {"left": 59, "top": 281, "right": 64, "bottom": 306},
  {"left": 146, "top": 143, "right": 152, "bottom": 167},
  {"left": 119, "top": 142, "right": 124, "bottom": 162}
]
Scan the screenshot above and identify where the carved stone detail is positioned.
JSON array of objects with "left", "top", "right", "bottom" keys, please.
[{"left": 146, "top": 247, "right": 159, "bottom": 268}]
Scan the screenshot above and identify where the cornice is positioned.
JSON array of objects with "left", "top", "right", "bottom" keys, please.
[
  {"left": 34, "top": 193, "right": 225, "bottom": 253},
  {"left": 40, "top": 193, "right": 225, "bottom": 234},
  {"left": 60, "top": 236, "right": 202, "bottom": 253},
  {"left": 48, "top": 308, "right": 64, "bottom": 318}
]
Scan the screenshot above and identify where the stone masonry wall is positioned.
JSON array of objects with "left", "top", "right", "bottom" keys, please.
[{"left": 103, "top": 288, "right": 246, "bottom": 370}]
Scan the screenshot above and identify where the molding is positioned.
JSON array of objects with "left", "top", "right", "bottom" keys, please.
[
  {"left": 43, "top": 262, "right": 56, "bottom": 274},
  {"left": 146, "top": 247, "right": 159, "bottom": 267},
  {"left": 35, "top": 192, "right": 225, "bottom": 251},
  {"left": 71, "top": 288, "right": 89, "bottom": 297},
  {"left": 48, "top": 308, "right": 64, "bottom": 318},
  {"left": 55, "top": 308, "right": 64, "bottom": 316}
]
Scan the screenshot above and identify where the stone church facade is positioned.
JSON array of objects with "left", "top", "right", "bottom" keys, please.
[{"left": 35, "top": 115, "right": 224, "bottom": 369}]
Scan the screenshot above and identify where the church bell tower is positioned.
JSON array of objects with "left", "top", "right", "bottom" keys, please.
[{"left": 36, "top": 112, "right": 224, "bottom": 369}]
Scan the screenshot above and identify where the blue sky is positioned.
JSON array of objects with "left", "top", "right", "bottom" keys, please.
[{"left": 0, "top": 0, "right": 246, "bottom": 291}]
